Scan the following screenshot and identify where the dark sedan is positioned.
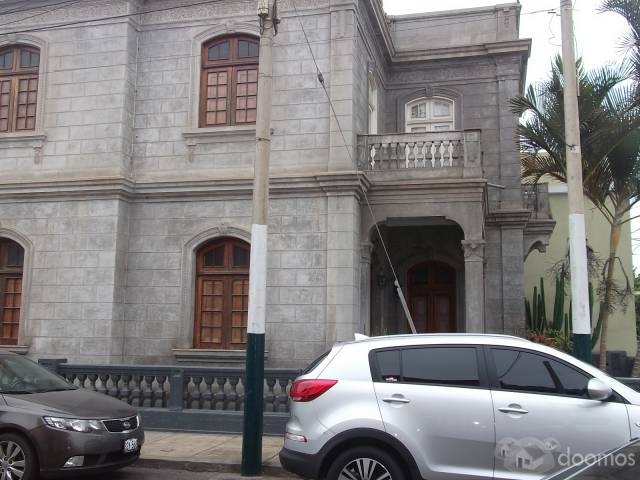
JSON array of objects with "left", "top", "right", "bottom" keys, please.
[
  {"left": 0, "top": 353, "right": 144, "bottom": 479},
  {"left": 544, "top": 439, "right": 640, "bottom": 480}
]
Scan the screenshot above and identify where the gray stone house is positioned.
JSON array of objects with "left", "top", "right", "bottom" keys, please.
[{"left": 0, "top": 0, "right": 553, "bottom": 367}]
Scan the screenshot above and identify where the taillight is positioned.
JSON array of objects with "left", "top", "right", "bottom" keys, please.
[{"left": 290, "top": 379, "right": 337, "bottom": 402}]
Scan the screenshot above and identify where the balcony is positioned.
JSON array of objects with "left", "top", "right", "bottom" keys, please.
[
  {"left": 522, "top": 183, "right": 552, "bottom": 220},
  {"left": 357, "top": 130, "right": 482, "bottom": 178}
]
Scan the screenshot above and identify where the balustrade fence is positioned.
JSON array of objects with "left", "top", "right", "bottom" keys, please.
[{"left": 38, "top": 359, "right": 299, "bottom": 434}]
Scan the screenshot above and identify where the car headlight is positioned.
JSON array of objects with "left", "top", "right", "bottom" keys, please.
[{"left": 43, "top": 417, "right": 105, "bottom": 433}]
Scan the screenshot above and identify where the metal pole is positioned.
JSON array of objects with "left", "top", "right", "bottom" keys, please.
[
  {"left": 560, "top": 0, "right": 592, "bottom": 362},
  {"left": 241, "top": 0, "right": 275, "bottom": 475}
]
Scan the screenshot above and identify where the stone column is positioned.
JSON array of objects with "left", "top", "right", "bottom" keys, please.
[
  {"left": 359, "top": 242, "right": 373, "bottom": 335},
  {"left": 462, "top": 240, "right": 486, "bottom": 333}
]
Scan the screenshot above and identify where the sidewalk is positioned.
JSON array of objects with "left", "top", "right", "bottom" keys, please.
[{"left": 137, "top": 431, "right": 287, "bottom": 476}]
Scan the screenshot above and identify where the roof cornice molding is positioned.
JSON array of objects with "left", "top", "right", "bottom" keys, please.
[{"left": 0, "top": 173, "right": 371, "bottom": 202}]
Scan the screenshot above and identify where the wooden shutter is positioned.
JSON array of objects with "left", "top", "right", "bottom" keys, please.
[
  {"left": 0, "top": 80, "right": 10, "bottom": 133},
  {"left": 229, "top": 278, "right": 249, "bottom": 347},
  {"left": 15, "top": 77, "right": 38, "bottom": 131},
  {"left": 203, "top": 69, "right": 229, "bottom": 126},
  {"left": 234, "top": 67, "right": 257, "bottom": 124},
  {"left": 0, "top": 277, "right": 21, "bottom": 345},
  {"left": 196, "top": 278, "right": 224, "bottom": 348}
]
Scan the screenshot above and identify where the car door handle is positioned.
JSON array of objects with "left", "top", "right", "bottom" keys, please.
[
  {"left": 498, "top": 406, "right": 529, "bottom": 415},
  {"left": 382, "top": 397, "right": 411, "bottom": 404}
]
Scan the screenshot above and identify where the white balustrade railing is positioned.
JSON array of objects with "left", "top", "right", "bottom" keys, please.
[{"left": 357, "top": 131, "right": 481, "bottom": 175}]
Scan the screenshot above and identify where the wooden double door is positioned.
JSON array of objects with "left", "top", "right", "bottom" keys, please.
[
  {"left": 0, "top": 239, "right": 23, "bottom": 345},
  {"left": 194, "top": 238, "right": 250, "bottom": 350},
  {"left": 407, "top": 261, "right": 456, "bottom": 333}
]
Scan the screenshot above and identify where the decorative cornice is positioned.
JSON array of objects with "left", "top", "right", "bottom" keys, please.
[
  {"left": 391, "top": 39, "right": 531, "bottom": 64},
  {"left": 487, "top": 208, "right": 531, "bottom": 228},
  {"left": 0, "top": 172, "right": 371, "bottom": 202}
]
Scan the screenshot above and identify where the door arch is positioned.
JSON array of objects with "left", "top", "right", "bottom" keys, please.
[
  {"left": 407, "top": 261, "right": 456, "bottom": 333},
  {"left": 194, "top": 237, "right": 250, "bottom": 349}
]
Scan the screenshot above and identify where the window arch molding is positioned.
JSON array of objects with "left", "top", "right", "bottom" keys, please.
[
  {"left": 187, "top": 23, "right": 260, "bottom": 130},
  {"left": 0, "top": 228, "right": 33, "bottom": 350},
  {"left": 396, "top": 87, "right": 462, "bottom": 133},
  {"left": 0, "top": 34, "right": 47, "bottom": 137},
  {"left": 177, "top": 226, "right": 251, "bottom": 351}
]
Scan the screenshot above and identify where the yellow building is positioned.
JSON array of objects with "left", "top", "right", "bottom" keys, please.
[{"left": 524, "top": 182, "right": 637, "bottom": 355}]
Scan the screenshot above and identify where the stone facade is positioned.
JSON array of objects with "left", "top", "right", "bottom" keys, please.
[{"left": 0, "top": 0, "right": 551, "bottom": 367}]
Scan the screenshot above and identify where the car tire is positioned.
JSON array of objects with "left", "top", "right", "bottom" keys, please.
[
  {"left": 327, "top": 445, "right": 406, "bottom": 480},
  {"left": 0, "top": 433, "right": 37, "bottom": 480}
]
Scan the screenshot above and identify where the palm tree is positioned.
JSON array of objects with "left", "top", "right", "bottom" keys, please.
[
  {"left": 512, "top": 56, "right": 640, "bottom": 370},
  {"left": 601, "top": 0, "right": 640, "bottom": 375},
  {"left": 600, "top": 0, "right": 640, "bottom": 101}
]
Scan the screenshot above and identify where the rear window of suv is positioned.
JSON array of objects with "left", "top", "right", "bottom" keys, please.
[
  {"left": 372, "top": 346, "right": 480, "bottom": 387},
  {"left": 302, "top": 350, "right": 330, "bottom": 375}
]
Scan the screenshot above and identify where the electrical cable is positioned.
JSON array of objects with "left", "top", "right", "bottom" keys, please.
[{"left": 290, "top": 0, "right": 418, "bottom": 334}]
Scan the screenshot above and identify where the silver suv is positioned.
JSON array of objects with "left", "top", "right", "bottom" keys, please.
[{"left": 279, "top": 334, "right": 640, "bottom": 480}]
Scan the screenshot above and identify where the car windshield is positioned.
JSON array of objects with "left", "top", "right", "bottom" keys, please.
[{"left": 0, "top": 356, "right": 76, "bottom": 394}]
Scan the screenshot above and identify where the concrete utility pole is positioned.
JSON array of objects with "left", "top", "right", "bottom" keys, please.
[
  {"left": 241, "top": 0, "right": 276, "bottom": 475},
  {"left": 560, "top": 0, "right": 592, "bottom": 362}
]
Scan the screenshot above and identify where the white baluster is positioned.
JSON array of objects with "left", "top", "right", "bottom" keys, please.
[
  {"left": 447, "top": 141, "right": 454, "bottom": 167},
  {"left": 430, "top": 142, "right": 436, "bottom": 168},
  {"left": 439, "top": 141, "right": 446, "bottom": 168},
  {"left": 370, "top": 144, "right": 377, "bottom": 169},
  {"left": 421, "top": 143, "right": 427, "bottom": 168},
  {"left": 412, "top": 143, "right": 419, "bottom": 168},
  {"left": 405, "top": 143, "right": 410, "bottom": 169}
]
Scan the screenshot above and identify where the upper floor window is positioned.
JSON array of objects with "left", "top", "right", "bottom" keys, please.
[
  {"left": 200, "top": 35, "right": 259, "bottom": 128},
  {"left": 0, "top": 45, "right": 39, "bottom": 133},
  {"left": 405, "top": 97, "right": 454, "bottom": 133},
  {"left": 368, "top": 73, "right": 378, "bottom": 134}
]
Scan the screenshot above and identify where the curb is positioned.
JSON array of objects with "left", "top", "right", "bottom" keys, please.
[{"left": 135, "top": 458, "right": 289, "bottom": 477}]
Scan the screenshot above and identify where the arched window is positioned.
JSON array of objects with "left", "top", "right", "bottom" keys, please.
[
  {"left": 200, "top": 35, "right": 259, "bottom": 127},
  {"left": 0, "top": 45, "right": 39, "bottom": 133},
  {"left": 368, "top": 73, "right": 378, "bottom": 134},
  {"left": 405, "top": 97, "right": 454, "bottom": 133},
  {"left": 0, "top": 239, "right": 24, "bottom": 345},
  {"left": 194, "top": 238, "right": 250, "bottom": 349}
]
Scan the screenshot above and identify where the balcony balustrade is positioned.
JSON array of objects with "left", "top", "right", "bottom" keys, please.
[{"left": 357, "top": 130, "right": 482, "bottom": 178}]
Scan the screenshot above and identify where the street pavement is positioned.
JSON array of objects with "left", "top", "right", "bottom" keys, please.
[{"left": 79, "top": 466, "right": 294, "bottom": 479}]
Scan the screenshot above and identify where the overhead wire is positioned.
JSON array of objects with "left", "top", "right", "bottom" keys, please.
[{"left": 289, "top": 0, "right": 418, "bottom": 333}]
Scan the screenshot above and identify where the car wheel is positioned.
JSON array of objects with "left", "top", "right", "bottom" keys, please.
[
  {"left": 0, "top": 433, "right": 36, "bottom": 480},
  {"left": 327, "top": 446, "right": 406, "bottom": 480}
]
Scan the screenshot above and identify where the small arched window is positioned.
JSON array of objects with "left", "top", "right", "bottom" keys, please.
[
  {"left": 0, "top": 45, "right": 40, "bottom": 133},
  {"left": 200, "top": 35, "right": 259, "bottom": 127},
  {"left": 194, "top": 238, "right": 250, "bottom": 349},
  {"left": 0, "top": 239, "right": 24, "bottom": 345},
  {"left": 405, "top": 97, "right": 454, "bottom": 133},
  {"left": 368, "top": 73, "right": 378, "bottom": 134}
]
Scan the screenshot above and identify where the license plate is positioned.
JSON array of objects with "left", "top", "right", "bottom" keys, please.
[{"left": 123, "top": 438, "right": 138, "bottom": 454}]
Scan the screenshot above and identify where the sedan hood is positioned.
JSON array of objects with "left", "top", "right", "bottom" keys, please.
[{"left": 3, "top": 388, "right": 136, "bottom": 419}]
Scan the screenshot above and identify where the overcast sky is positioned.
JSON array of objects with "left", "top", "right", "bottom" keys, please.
[{"left": 384, "top": 0, "right": 640, "bottom": 270}]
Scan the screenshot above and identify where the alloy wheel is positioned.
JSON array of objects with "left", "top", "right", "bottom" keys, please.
[
  {"left": 339, "top": 457, "right": 392, "bottom": 480},
  {"left": 0, "top": 441, "right": 25, "bottom": 480}
]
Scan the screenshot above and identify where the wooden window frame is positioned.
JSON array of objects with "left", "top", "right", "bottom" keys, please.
[
  {"left": 0, "top": 239, "right": 24, "bottom": 346},
  {"left": 0, "top": 45, "right": 40, "bottom": 133},
  {"left": 199, "top": 35, "right": 259, "bottom": 128},
  {"left": 194, "top": 238, "right": 250, "bottom": 350}
]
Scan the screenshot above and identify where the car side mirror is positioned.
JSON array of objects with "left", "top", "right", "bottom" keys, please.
[{"left": 588, "top": 378, "right": 613, "bottom": 401}]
